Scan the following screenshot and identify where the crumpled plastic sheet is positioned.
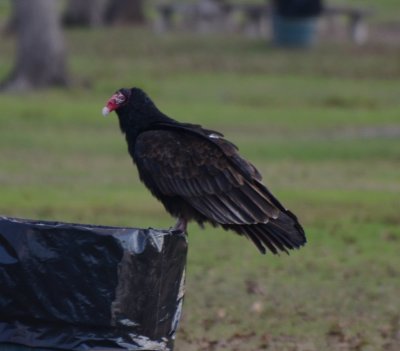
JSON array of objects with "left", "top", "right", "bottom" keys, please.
[{"left": 0, "top": 216, "right": 187, "bottom": 351}]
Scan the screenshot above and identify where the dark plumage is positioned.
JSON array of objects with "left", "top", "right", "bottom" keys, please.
[{"left": 102, "top": 87, "right": 306, "bottom": 254}]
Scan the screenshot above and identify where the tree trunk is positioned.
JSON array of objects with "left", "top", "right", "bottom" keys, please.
[
  {"left": 105, "top": 0, "right": 146, "bottom": 25},
  {"left": 63, "top": 0, "right": 108, "bottom": 27},
  {"left": 1, "top": 0, "right": 68, "bottom": 91}
]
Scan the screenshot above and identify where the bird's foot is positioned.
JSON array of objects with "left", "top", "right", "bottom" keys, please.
[{"left": 172, "top": 217, "right": 188, "bottom": 234}]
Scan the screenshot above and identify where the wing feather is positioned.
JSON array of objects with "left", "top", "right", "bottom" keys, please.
[
  {"left": 134, "top": 129, "right": 281, "bottom": 225},
  {"left": 133, "top": 128, "right": 305, "bottom": 254}
]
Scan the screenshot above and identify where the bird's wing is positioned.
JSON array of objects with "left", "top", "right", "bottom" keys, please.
[
  {"left": 134, "top": 129, "right": 280, "bottom": 225},
  {"left": 156, "top": 121, "right": 263, "bottom": 181}
]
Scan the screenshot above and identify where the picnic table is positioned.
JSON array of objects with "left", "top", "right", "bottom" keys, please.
[{"left": 155, "top": 1, "right": 372, "bottom": 44}]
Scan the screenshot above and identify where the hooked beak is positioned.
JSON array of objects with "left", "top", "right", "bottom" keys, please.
[
  {"left": 102, "top": 93, "right": 120, "bottom": 117},
  {"left": 102, "top": 106, "right": 111, "bottom": 116}
]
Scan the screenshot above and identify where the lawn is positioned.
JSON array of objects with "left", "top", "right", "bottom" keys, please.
[{"left": 1, "top": 23, "right": 400, "bottom": 351}]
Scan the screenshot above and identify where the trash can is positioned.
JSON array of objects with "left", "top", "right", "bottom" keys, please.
[
  {"left": 272, "top": 14, "right": 319, "bottom": 47},
  {"left": 271, "top": 0, "right": 323, "bottom": 47},
  {"left": 0, "top": 217, "right": 187, "bottom": 351}
]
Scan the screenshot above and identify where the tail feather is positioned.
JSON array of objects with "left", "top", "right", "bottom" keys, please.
[
  {"left": 246, "top": 225, "right": 276, "bottom": 254},
  {"left": 245, "top": 227, "right": 268, "bottom": 254},
  {"left": 222, "top": 209, "right": 306, "bottom": 254}
]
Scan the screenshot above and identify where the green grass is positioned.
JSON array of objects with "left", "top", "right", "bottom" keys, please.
[{"left": 1, "top": 26, "right": 400, "bottom": 351}]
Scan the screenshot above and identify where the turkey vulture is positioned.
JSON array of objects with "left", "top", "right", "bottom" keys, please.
[{"left": 102, "top": 87, "right": 306, "bottom": 254}]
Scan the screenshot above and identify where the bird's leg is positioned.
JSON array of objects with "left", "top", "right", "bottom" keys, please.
[{"left": 173, "top": 217, "right": 188, "bottom": 234}]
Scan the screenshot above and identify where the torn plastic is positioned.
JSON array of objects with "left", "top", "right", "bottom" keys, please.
[{"left": 0, "top": 216, "right": 187, "bottom": 351}]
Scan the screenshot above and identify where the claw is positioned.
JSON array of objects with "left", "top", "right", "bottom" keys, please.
[{"left": 173, "top": 217, "right": 188, "bottom": 234}]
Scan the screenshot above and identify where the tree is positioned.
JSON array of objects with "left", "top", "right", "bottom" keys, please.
[
  {"left": 63, "top": 0, "right": 108, "bottom": 27},
  {"left": 1, "top": 0, "right": 68, "bottom": 91}
]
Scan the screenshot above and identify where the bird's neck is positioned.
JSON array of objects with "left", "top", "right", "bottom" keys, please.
[{"left": 117, "top": 108, "right": 178, "bottom": 157}]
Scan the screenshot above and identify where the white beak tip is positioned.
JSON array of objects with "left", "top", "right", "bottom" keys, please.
[{"left": 102, "top": 107, "right": 110, "bottom": 117}]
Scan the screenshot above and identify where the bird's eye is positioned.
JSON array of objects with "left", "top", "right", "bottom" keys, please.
[{"left": 115, "top": 93, "right": 126, "bottom": 104}]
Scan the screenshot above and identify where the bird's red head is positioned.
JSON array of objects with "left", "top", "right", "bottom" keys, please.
[{"left": 102, "top": 89, "right": 131, "bottom": 116}]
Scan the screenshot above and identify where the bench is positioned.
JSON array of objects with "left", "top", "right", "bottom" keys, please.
[
  {"left": 323, "top": 5, "right": 373, "bottom": 45},
  {"left": 154, "top": 1, "right": 372, "bottom": 44},
  {"left": 154, "top": 1, "right": 270, "bottom": 36}
]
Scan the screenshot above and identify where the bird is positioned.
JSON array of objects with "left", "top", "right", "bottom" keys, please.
[{"left": 102, "top": 87, "right": 306, "bottom": 254}]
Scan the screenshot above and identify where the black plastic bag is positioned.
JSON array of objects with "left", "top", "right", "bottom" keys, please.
[
  {"left": 0, "top": 217, "right": 187, "bottom": 351},
  {"left": 273, "top": 0, "right": 323, "bottom": 18}
]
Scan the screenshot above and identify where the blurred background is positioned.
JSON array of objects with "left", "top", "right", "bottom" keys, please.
[{"left": 0, "top": 0, "right": 399, "bottom": 350}]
